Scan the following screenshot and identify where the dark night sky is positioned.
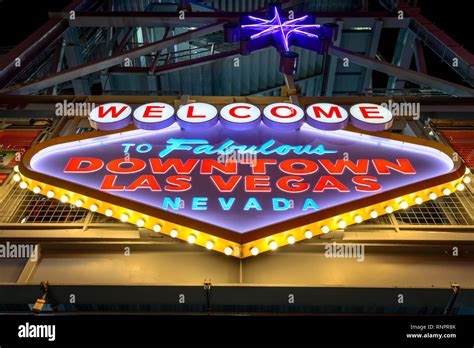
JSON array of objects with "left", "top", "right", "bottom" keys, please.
[{"left": 0, "top": 0, "right": 471, "bottom": 88}]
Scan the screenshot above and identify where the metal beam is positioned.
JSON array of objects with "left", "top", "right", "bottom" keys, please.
[
  {"left": 361, "top": 20, "right": 383, "bottom": 93},
  {"left": 149, "top": 27, "right": 170, "bottom": 74},
  {"left": 401, "top": 3, "right": 474, "bottom": 86},
  {"left": 109, "top": 49, "right": 238, "bottom": 75},
  {"left": 51, "top": 11, "right": 239, "bottom": 27},
  {"left": 46, "top": 40, "right": 65, "bottom": 95},
  {"left": 414, "top": 40, "right": 427, "bottom": 74},
  {"left": 63, "top": 28, "right": 91, "bottom": 95},
  {"left": 116, "top": 28, "right": 135, "bottom": 53},
  {"left": 0, "top": 23, "right": 225, "bottom": 95},
  {"left": 0, "top": 0, "right": 93, "bottom": 88},
  {"left": 49, "top": 11, "right": 409, "bottom": 28},
  {"left": 324, "top": 20, "right": 343, "bottom": 96},
  {"left": 387, "top": 28, "right": 417, "bottom": 90},
  {"left": 328, "top": 46, "right": 474, "bottom": 97}
]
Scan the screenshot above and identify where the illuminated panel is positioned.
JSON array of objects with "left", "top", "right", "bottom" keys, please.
[{"left": 19, "top": 122, "right": 466, "bottom": 258}]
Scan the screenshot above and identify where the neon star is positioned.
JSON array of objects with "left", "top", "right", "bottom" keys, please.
[{"left": 241, "top": 6, "right": 322, "bottom": 52}]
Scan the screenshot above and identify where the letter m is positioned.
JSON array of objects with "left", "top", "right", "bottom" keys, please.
[{"left": 312, "top": 105, "right": 343, "bottom": 118}]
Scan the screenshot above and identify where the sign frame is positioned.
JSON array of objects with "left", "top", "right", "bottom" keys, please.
[{"left": 17, "top": 121, "right": 467, "bottom": 257}]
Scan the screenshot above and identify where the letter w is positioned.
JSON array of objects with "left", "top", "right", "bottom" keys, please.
[{"left": 98, "top": 105, "right": 128, "bottom": 118}]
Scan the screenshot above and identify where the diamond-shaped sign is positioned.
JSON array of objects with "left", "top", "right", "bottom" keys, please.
[{"left": 18, "top": 121, "right": 466, "bottom": 257}]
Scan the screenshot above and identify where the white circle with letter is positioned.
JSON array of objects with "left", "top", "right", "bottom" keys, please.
[
  {"left": 133, "top": 102, "right": 175, "bottom": 130},
  {"left": 262, "top": 102, "right": 304, "bottom": 130},
  {"left": 176, "top": 102, "right": 218, "bottom": 130},
  {"left": 349, "top": 103, "right": 393, "bottom": 131},
  {"left": 220, "top": 102, "right": 261, "bottom": 130},
  {"left": 89, "top": 103, "right": 132, "bottom": 130},
  {"left": 305, "top": 103, "right": 348, "bottom": 130}
]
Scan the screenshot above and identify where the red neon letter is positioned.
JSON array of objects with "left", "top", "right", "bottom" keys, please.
[
  {"left": 319, "top": 159, "right": 369, "bottom": 175},
  {"left": 311, "top": 105, "right": 343, "bottom": 118},
  {"left": 245, "top": 176, "right": 271, "bottom": 192},
  {"left": 186, "top": 105, "right": 206, "bottom": 118},
  {"left": 64, "top": 157, "right": 103, "bottom": 173},
  {"left": 126, "top": 175, "right": 161, "bottom": 191},
  {"left": 149, "top": 158, "right": 199, "bottom": 174},
  {"left": 270, "top": 105, "right": 297, "bottom": 118},
  {"left": 358, "top": 106, "right": 383, "bottom": 119},
  {"left": 210, "top": 176, "right": 241, "bottom": 192},
  {"left": 165, "top": 176, "right": 192, "bottom": 191},
  {"left": 98, "top": 105, "right": 128, "bottom": 118},
  {"left": 143, "top": 105, "right": 165, "bottom": 118},
  {"left": 229, "top": 105, "right": 251, "bottom": 118},
  {"left": 100, "top": 175, "right": 125, "bottom": 191},
  {"left": 276, "top": 176, "right": 309, "bottom": 193},
  {"left": 353, "top": 176, "right": 381, "bottom": 192},
  {"left": 200, "top": 159, "right": 237, "bottom": 174},
  {"left": 313, "top": 176, "right": 350, "bottom": 192},
  {"left": 106, "top": 158, "right": 146, "bottom": 174},
  {"left": 372, "top": 159, "right": 416, "bottom": 175},
  {"left": 251, "top": 159, "right": 278, "bottom": 174},
  {"left": 279, "top": 159, "right": 318, "bottom": 175}
]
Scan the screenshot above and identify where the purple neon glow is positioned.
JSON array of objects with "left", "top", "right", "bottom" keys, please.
[
  {"left": 241, "top": 7, "right": 321, "bottom": 51},
  {"left": 29, "top": 123, "right": 456, "bottom": 234}
]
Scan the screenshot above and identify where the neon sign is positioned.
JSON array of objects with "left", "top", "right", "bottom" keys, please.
[
  {"left": 16, "top": 100, "right": 468, "bottom": 258},
  {"left": 240, "top": 6, "right": 326, "bottom": 52}
]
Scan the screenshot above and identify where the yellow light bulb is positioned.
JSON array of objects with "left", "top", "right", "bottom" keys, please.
[
  {"left": 120, "top": 214, "right": 129, "bottom": 222},
  {"left": 287, "top": 235, "right": 296, "bottom": 244},
  {"left": 269, "top": 241, "right": 278, "bottom": 250},
  {"left": 19, "top": 182, "right": 28, "bottom": 189},
  {"left": 337, "top": 220, "right": 346, "bottom": 229},
  {"left": 304, "top": 230, "right": 313, "bottom": 239},
  {"left": 370, "top": 210, "right": 378, "bottom": 218},
  {"left": 60, "top": 194, "right": 69, "bottom": 203},
  {"left": 385, "top": 206, "right": 393, "bottom": 214},
  {"left": 456, "top": 183, "right": 465, "bottom": 191},
  {"left": 442, "top": 188, "right": 451, "bottom": 196},
  {"left": 13, "top": 165, "right": 19, "bottom": 173},
  {"left": 415, "top": 196, "right": 423, "bottom": 205},
  {"left": 354, "top": 215, "right": 363, "bottom": 223},
  {"left": 170, "top": 229, "right": 178, "bottom": 238},
  {"left": 46, "top": 190, "right": 54, "bottom": 198},
  {"left": 224, "top": 247, "right": 233, "bottom": 256},
  {"left": 13, "top": 174, "right": 21, "bottom": 182},
  {"left": 105, "top": 209, "right": 113, "bottom": 217},
  {"left": 136, "top": 219, "right": 145, "bottom": 227},
  {"left": 33, "top": 186, "right": 41, "bottom": 194},
  {"left": 399, "top": 201, "right": 409, "bottom": 209},
  {"left": 89, "top": 204, "right": 98, "bottom": 212},
  {"left": 187, "top": 235, "right": 196, "bottom": 244},
  {"left": 75, "top": 199, "right": 83, "bottom": 207},
  {"left": 205, "top": 241, "right": 214, "bottom": 250},
  {"left": 321, "top": 225, "right": 330, "bottom": 234},
  {"left": 429, "top": 192, "right": 437, "bottom": 200},
  {"left": 153, "top": 224, "right": 162, "bottom": 233},
  {"left": 463, "top": 176, "right": 471, "bottom": 184},
  {"left": 250, "top": 247, "right": 259, "bottom": 256}
]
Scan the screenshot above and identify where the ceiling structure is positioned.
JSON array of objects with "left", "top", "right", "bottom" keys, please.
[{"left": 0, "top": 0, "right": 473, "bottom": 98}]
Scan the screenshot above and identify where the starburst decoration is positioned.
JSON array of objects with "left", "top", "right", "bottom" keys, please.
[
  {"left": 241, "top": 6, "right": 322, "bottom": 52},
  {"left": 224, "top": 4, "right": 338, "bottom": 74}
]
